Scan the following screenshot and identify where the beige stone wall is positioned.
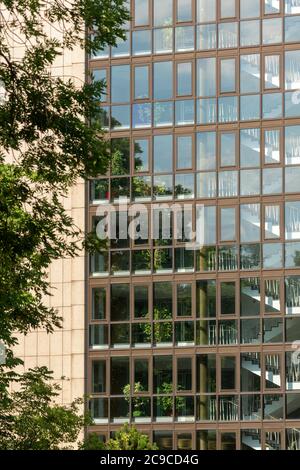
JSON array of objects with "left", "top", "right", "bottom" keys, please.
[{"left": 14, "top": 179, "right": 86, "bottom": 406}]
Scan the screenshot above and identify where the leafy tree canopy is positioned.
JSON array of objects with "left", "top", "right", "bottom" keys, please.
[
  {"left": 0, "top": 367, "right": 89, "bottom": 450},
  {"left": 0, "top": 0, "right": 129, "bottom": 351},
  {"left": 81, "top": 424, "right": 158, "bottom": 451}
]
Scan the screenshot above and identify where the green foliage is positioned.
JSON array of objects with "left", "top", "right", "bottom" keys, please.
[
  {"left": 104, "top": 424, "right": 158, "bottom": 450},
  {"left": 0, "top": 367, "right": 88, "bottom": 450},
  {"left": 0, "top": 0, "right": 128, "bottom": 350},
  {"left": 79, "top": 433, "right": 105, "bottom": 450},
  {"left": 0, "top": 0, "right": 129, "bottom": 450},
  {"left": 123, "top": 383, "right": 149, "bottom": 418}
]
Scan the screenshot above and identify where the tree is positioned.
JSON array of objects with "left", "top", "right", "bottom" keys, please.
[
  {"left": 79, "top": 433, "right": 105, "bottom": 450},
  {"left": 0, "top": 0, "right": 129, "bottom": 448},
  {"left": 0, "top": 367, "right": 89, "bottom": 450},
  {"left": 0, "top": 0, "right": 129, "bottom": 352},
  {"left": 104, "top": 424, "right": 158, "bottom": 451}
]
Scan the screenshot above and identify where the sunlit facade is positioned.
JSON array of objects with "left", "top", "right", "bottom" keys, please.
[{"left": 87, "top": 0, "right": 300, "bottom": 450}]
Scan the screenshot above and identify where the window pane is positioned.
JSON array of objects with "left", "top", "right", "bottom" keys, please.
[
  {"left": 196, "top": 131, "right": 216, "bottom": 170},
  {"left": 177, "top": 283, "right": 192, "bottom": 317},
  {"left": 240, "top": 20, "right": 260, "bottom": 47},
  {"left": 154, "top": 0, "right": 173, "bottom": 26},
  {"left": 111, "top": 65, "right": 130, "bottom": 103},
  {"left": 177, "top": 62, "right": 192, "bottom": 96},
  {"left": 263, "top": 18, "right": 282, "bottom": 45},
  {"left": 241, "top": 394, "right": 261, "bottom": 421},
  {"left": 134, "top": 139, "right": 149, "bottom": 172},
  {"left": 285, "top": 202, "right": 300, "bottom": 240},
  {"left": 264, "top": 129, "right": 281, "bottom": 164},
  {"left": 265, "top": 55, "right": 280, "bottom": 89},
  {"left": 240, "top": 169, "right": 260, "bottom": 196},
  {"left": 265, "top": 354, "right": 281, "bottom": 390},
  {"left": 240, "top": 204, "right": 261, "bottom": 243},
  {"left": 111, "top": 105, "right": 130, "bottom": 130},
  {"left": 265, "top": 0, "right": 280, "bottom": 14},
  {"left": 92, "top": 287, "right": 106, "bottom": 320},
  {"left": 111, "top": 33, "right": 130, "bottom": 58},
  {"left": 285, "top": 51, "right": 300, "bottom": 92},
  {"left": 240, "top": 278, "right": 260, "bottom": 317},
  {"left": 285, "top": 16, "right": 300, "bottom": 43},
  {"left": 218, "top": 22, "right": 238, "bottom": 49},
  {"left": 196, "top": 206, "right": 216, "bottom": 245},
  {"left": 177, "top": 357, "right": 192, "bottom": 391},
  {"left": 111, "top": 284, "right": 130, "bottom": 321},
  {"left": 177, "top": 0, "right": 192, "bottom": 21},
  {"left": 221, "top": 282, "right": 236, "bottom": 316},
  {"left": 111, "top": 357, "right": 129, "bottom": 395},
  {"left": 134, "top": 285, "right": 149, "bottom": 319},
  {"left": 285, "top": 0, "right": 300, "bottom": 14},
  {"left": 240, "top": 0, "right": 260, "bottom": 18},
  {"left": 240, "top": 128, "right": 260, "bottom": 168},
  {"left": 241, "top": 319, "right": 261, "bottom": 344},
  {"left": 175, "top": 26, "right": 194, "bottom": 52},
  {"left": 134, "top": 66, "right": 149, "bottom": 99},
  {"left": 154, "top": 282, "right": 172, "bottom": 319},
  {"left": 134, "top": 0, "right": 149, "bottom": 26},
  {"left": 197, "top": 354, "right": 216, "bottom": 393},
  {"left": 221, "top": 356, "right": 236, "bottom": 390},
  {"left": 220, "top": 58, "right": 236, "bottom": 93},
  {"left": 264, "top": 279, "right": 281, "bottom": 314},
  {"left": 175, "top": 173, "right": 194, "bottom": 199},
  {"left": 263, "top": 168, "right": 282, "bottom": 195},
  {"left": 240, "top": 54, "right": 260, "bottom": 93},
  {"left": 197, "top": 0, "right": 216, "bottom": 22},
  {"left": 220, "top": 208, "right": 236, "bottom": 241},
  {"left": 218, "top": 170, "right": 238, "bottom": 197},
  {"left": 263, "top": 318, "right": 283, "bottom": 343},
  {"left": 197, "top": 24, "right": 217, "bottom": 50},
  {"left": 197, "top": 58, "right": 216, "bottom": 97},
  {"left": 154, "top": 28, "right": 173, "bottom": 54},
  {"left": 92, "top": 360, "right": 106, "bottom": 393},
  {"left": 154, "top": 62, "right": 173, "bottom": 99},
  {"left": 153, "top": 135, "right": 173, "bottom": 173},
  {"left": 241, "top": 353, "right": 261, "bottom": 392},
  {"left": 177, "top": 135, "right": 192, "bottom": 169},
  {"left": 220, "top": 133, "right": 236, "bottom": 167},
  {"left": 265, "top": 205, "right": 280, "bottom": 239},
  {"left": 286, "top": 394, "right": 300, "bottom": 419},
  {"left": 220, "top": 0, "right": 236, "bottom": 18},
  {"left": 196, "top": 280, "right": 216, "bottom": 318},
  {"left": 263, "top": 243, "right": 283, "bottom": 269},
  {"left": 240, "top": 94, "right": 260, "bottom": 121},
  {"left": 285, "top": 126, "right": 300, "bottom": 165},
  {"left": 132, "top": 30, "right": 151, "bottom": 56},
  {"left": 153, "top": 356, "right": 173, "bottom": 393},
  {"left": 263, "top": 92, "right": 283, "bottom": 119},
  {"left": 134, "top": 358, "right": 149, "bottom": 391}
]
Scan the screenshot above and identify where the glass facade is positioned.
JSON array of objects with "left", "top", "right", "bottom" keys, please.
[{"left": 88, "top": 0, "right": 300, "bottom": 450}]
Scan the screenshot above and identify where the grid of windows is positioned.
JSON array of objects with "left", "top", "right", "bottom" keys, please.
[
  {"left": 93, "top": 50, "right": 300, "bottom": 129},
  {"left": 87, "top": 0, "right": 300, "bottom": 450}
]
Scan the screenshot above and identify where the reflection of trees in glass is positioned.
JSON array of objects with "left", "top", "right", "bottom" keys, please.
[
  {"left": 133, "top": 250, "right": 151, "bottom": 271},
  {"left": 111, "top": 138, "right": 130, "bottom": 175},
  {"left": 153, "top": 306, "right": 172, "bottom": 343},
  {"left": 134, "top": 140, "right": 143, "bottom": 171},
  {"left": 155, "top": 383, "right": 185, "bottom": 417},
  {"left": 153, "top": 249, "right": 172, "bottom": 271},
  {"left": 132, "top": 177, "right": 151, "bottom": 199},
  {"left": 292, "top": 250, "right": 300, "bottom": 267},
  {"left": 174, "top": 183, "right": 193, "bottom": 198},
  {"left": 123, "top": 383, "right": 150, "bottom": 418},
  {"left": 111, "top": 177, "right": 130, "bottom": 200}
]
